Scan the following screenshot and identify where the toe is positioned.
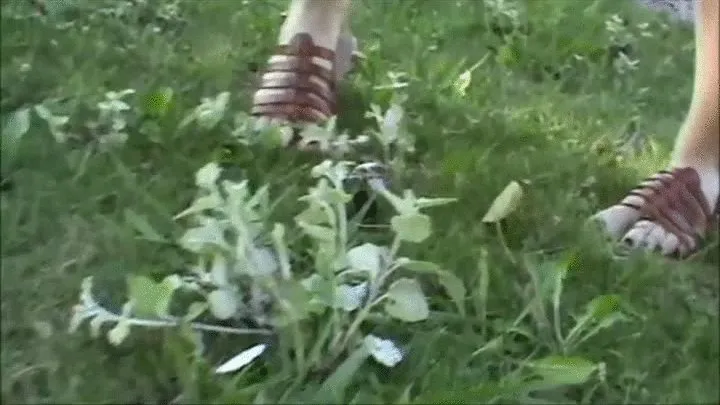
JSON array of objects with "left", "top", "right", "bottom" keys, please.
[
  {"left": 621, "top": 220, "right": 653, "bottom": 249},
  {"left": 591, "top": 205, "right": 642, "bottom": 239},
  {"left": 643, "top": 222, "right": 667, "bottom": 252},
  {"left": 660, "top": 231, "right": 682, "bottom": 256}
]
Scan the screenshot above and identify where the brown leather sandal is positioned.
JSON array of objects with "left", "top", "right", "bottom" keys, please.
[
  {"left": 618, "top": 167, "right": 719, "bottom": 257},
  {"left": 251, "top": 33, "right": 339, "bottom": 128}
]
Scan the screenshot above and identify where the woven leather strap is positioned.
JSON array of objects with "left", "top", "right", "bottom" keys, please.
[
  {"left": 620, "top": 167, "right": 714, "bottom": 251},
  {"left": 251, "top": 33, "right": 337, "bottom": 124}
]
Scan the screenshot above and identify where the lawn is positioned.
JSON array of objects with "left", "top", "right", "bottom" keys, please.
[{"left": 1, "top": 0, "right": 718, "bottom": 403}]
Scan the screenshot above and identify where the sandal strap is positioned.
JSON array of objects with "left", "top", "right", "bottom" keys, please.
[
  {"left": 251, "top": 33, "right": 337, "bottom": 123},
  {"left": 625, "top": 167, "right": 713, "bottom": 250}
]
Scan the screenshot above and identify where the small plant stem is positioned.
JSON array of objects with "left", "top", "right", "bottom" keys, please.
[
  {"left": 336, "top": 295, "right": 386, "bottom": 354},
  {"left": 86, "top": 306, "right": 273, "bottom": 335},
  {"left": 495, "top": 221, "right": 517, "bottom": 265},
  {"left": 552, "top": 277, "right": 566, "bottom": 352},
  {"left": 290, "top": 321, "right": 306, "bottom": 375}
]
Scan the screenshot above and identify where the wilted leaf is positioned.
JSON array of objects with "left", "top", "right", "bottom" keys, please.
[
  {"left": 215, "top": 343, "right": 267, "bottom": 374},
  {"left": 481, "top": 181, "right": 524, "bottom": 223},
  {"left": 365, "top": 334, "right": 404, "bottom": 367},
  {"left": 384, "top": 278, "right": 429, "bottom": 322},
  {"left": 391, "top": 213, "right": 432, "bottom": 243}
]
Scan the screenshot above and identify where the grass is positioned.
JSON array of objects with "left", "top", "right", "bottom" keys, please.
[{"left": 1, "top": 0, "right": 718, "bottom": 403}]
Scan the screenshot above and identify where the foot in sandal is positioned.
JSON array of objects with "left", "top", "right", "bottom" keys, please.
[
  {"left": 251, "top": 0, "right": 357, "bottom": 150},
  {"left": 592, "top": 0, "right": 719, "bottom": 258}
]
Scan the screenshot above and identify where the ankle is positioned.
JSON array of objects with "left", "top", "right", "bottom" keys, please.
[{"left": 278, "top": 0, "right": 348, "bottom": 49}]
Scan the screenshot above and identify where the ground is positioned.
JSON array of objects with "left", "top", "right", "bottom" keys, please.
[{"left": 1, "top": 0, "right": 718, "bottom": 403}]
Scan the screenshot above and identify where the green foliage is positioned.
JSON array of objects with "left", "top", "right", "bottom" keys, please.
[{"left": 2, "top": 0, "right": 717, "bottom": 403}]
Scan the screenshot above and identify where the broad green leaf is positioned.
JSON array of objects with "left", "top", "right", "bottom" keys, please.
[
  {"left": 195, "top": 162, "right": 222, "bottom": 189},
  {"left": 365, "top": 334, "right": 404, "bottom": 367},
  {"left": 123, "top": 208, "right": 166, "bottom": 243},
  {"left": 314, "top": 343, "right": 371, "bottom": 402},
  {"left": 347, "top": 243, "right": 385, "bottom": 279},
  {"left": 195, "top": 92, "right": 230, "bottom": 130},
  {"left": 215, "top": 343, "right": 267, "bottom": 374},
  {"left": 107, "top": 320, "right": 130, "bottom": 346},
  {"left": 438, "top": 272, "right": 466, "bottom": 317},
  {"left": 1, "top": 107, "right": 30, "bottom": 164},
  {"left": 566, "top": 294, "right": 625, "bottom": 347},
  {"left": 379, "top": 189, "right": 417, "bottom": 215},
  {"left": 391, "top": 213, "right": 431, "bottom": 243},
  {"left": 127, "top": 275, "right": 177, "bottom": 317},
  {"left": 127, "top": 275, "right": 159, "bottom": 316},
  {"left": 527, "top": 355, "right": 597, "bottom": 387},
  {"left": 384, "top": 278, "right": 429, "bottom": 322},
  {"left": 295, "top": 204, "right": 330, "bottom": 226},
  {"left": 208, "top": 288, "right": 240, "bottom": 320},
  {"left": 301, "top": 274, "right": 335, "bottom": 310},
  {"left": 143, "top": 87, "right": 174, "bottom": 117},
  {"left": 272, "top": 279, "right": 313, "bottom": 325},
  {"left": 481, "top": 181, "right": 524, "bottom": 223}
]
